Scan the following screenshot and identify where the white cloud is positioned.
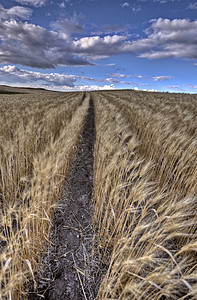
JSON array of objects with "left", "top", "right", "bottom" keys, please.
[
  {"left": 149, "top": 19, "right": 157, "bottom": 23},
  {"left": 111, "top": 73, "right": 174, "bottom": 82},
  {"left": 0, "top": 65, "right": 76, "bottom": 87},
  {"left": 130, "top": 18, "right": 197, "bottom": 60},
  {"left": 15, "top": 0, "right": 46, "bottom": 7},
  {"left": 73, "top": 35, "right": 127, "bottom": 59},
  {"left": 104, "top": 78, "right": 148, "bottom": 86},
  {"left": 111, "top": 73, "right": 131, "bottom": 78},
  {"left": 51, "top": 84, "right": 116, "bottom": 91},
  {"left": 0, "top": 65, "right": 151, "bottom": 90},
  {"left": 73, "top": 84, "right": 115, "bottom": 91},
  {"left": 133, "top": 87, "right": 157, "bottom": 92},
  {"left": 105, "top": 63, "right": 116, "bottom": 66},
  {"left": 73, "top": 74, "right": 148, "bottom": 86},
  {"left": 0, "top": 15, "right": 197, "bottom": 70},
  {"left": 110, "top": 73, "right": 145, "bottom": 79},
  {"left": 59, "top": 2, "right": 66, "bottom": 8},
  {"left": 0, "top": 5, "right": 32, "bottom": 20},
  {"left": 8, "top": 6, "right": 32, "bottom": 19},
  {"left": 51, "top": 17, "right": 84, "bottom": 39},
  {"left": 121, "top": 2, "right": 129, "bottom": 7},
  {"left": 187, "top": 2, "right": 197, "bottom": 9},
  {"left": 0, "top": 19, "right": 91, "bottom": 68},
  {"left": 152, "top": 75, "right": 174, "bottom": 81},
  {"left": 131, "top": 5, "right": 141, "bottom": 13},
  {"left": 74, "top": 35, "right": 126, "bottom": 50}
]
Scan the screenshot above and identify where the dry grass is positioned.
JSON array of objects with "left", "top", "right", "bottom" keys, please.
[
  {"left": 92, "top": 90, "right": 197, "bottom": 299},
  {"left": 0, "top": 92, "right": 89, "bottom": 299},
  {"left": 1, "top": 89, "right": 196, "bottom": 299}
]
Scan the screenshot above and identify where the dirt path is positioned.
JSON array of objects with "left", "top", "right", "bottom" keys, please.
[{"left": 28, "top": 98, "right": 99, "bottom": 299}]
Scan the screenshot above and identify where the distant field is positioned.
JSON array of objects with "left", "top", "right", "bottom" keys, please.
[
  {"left": 0, "top": 85, "right": 56, "bottom": 94},
  {"left": 0, "top": 90, "right": 196, "bottom": 299}
]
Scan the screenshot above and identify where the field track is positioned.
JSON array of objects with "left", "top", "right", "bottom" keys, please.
[{"left": 28, "top": 98, "right": 98, "bottom": 299}]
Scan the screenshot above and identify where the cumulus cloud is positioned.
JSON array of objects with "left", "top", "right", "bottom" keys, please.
[
  {"left": 0, "top": 65, "right": 76, "bottom": 87},
  {"left": 0, "top": 19, "right": 91, "bottom": 68},
  {"left": 0, "top": 5, "right": 32, "bottom": 20},
  {"left": 130, "top": 18, "right": 197, "bottom": 60},
  {"left": 74, "top": 35, "right": 127, "bottom": 49},
  {"left": 72, "top": 35, "right": 127, "bottom": 59},
  {"left": 0, "top": 15, "right": 197, "bottom": 69},
  {"left": 8, "top": 6, "right": 32, "bottom": 19},
  {"left": 148, "top": 89, "right": 157, "bottom": 92},
  {"left": 15, "top": 0, "right": 47, "bottom": 7},
  {"left": 71, "top": 18, "right": 197, "bottom": 61}
]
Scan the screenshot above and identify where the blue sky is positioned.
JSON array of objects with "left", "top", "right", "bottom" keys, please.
[{"left": 0, "top": 0, "right": 197, "bottom": 92}]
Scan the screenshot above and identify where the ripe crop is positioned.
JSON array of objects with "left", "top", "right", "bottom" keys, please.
[
  {"left": 0, "top": 92, "right": 89, "bottom": 298},
  {"left": 92, "top": 90, "right": 197, "bottom": 299},
  {"left": 0, "top": 89, "right": 196, "bottom": 299}
]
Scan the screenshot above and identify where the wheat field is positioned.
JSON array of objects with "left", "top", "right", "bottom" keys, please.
[
  {"left": 0, "top": 89, "right": 196, "bottom": 299},
  {"left": 92, "top": 90, "right": 197, "bottom": 299},
  {"left": 0, "top": 91, "right": 89, "bottom": 298}
]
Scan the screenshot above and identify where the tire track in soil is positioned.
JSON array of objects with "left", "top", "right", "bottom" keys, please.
[{"left": 29, "top": 97, "right": 99, "bottom": 299}]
